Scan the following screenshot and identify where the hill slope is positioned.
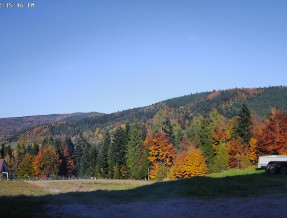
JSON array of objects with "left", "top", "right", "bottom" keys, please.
[
  {"left": 0, "top": 112, "right": 103, "bottom": 137},
  {"left": 2, "top": 86, "right": 287, "bottom": 142}
]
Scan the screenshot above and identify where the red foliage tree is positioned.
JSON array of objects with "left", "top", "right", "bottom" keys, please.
[{"left": 258, "top": 109, "right": 287, "bottom": 155}]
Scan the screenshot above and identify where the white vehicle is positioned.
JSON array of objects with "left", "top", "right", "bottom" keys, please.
[{"left": 257, "top": 155, "right": 287, "bottom": 174}]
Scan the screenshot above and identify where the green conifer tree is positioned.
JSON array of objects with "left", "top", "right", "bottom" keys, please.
[
  {"left": 126, "top": 123, "right": 144, "bottom": 179},
  {"left": 64, "top": 137, "right": 75, "bottom": 158},
  {"left": 108, "top": 127, "right": 127, "bottom": 178},
  {"left": 89, "top": 145, "right": 98, "bottom": 177},
  {"left": 4, "top": 145, "right": 13, "bottom": 157},
  {"left": 237, "top": 101, "right": 252, "bottom": 144},
  {"left": 32, "top": 143, "right": 39, "bottom": 156},
  {"left": 97, "top": 131, "right": 110, "bottom": 178},
  {"left": 198, "top": 118, "right": 214, "bottom": 168},
  {"left": 74, "top": 134, "right": 91, "bottom": 177},
  {"left": 187, "top": 114, "right": 204, "bottom": 144},
  {"left": 162, "top": 118, "right": 175, "bottom": 145}
]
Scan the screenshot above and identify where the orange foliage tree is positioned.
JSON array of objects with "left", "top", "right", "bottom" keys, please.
[
  {"left": 32, "top": 145, "right": 60, "bottom": 178},
  {"left": 212, "top": 115, "right": 228, "bottom": 154},
  {"left": 258, "top": 109, "right": 287, "bottom": 155},
  {"left": 169, "top": 149, "right": 207, "bottom": 179},
  {"left": 246, "top": 113, "right": 265, "bottom": 163},
  {"left": 148, "top": 132, "right": 175, "bottom": 180},
  {"left": 32, "top": 150, "right": 43, "bottom": 178},
  {"left": 226, "top": 137, "right": 244, "bottom": 169}
]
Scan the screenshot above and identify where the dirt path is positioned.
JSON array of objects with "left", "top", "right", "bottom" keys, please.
[{"left": 44, "top": 194, "right": 287, "bottom": 218}]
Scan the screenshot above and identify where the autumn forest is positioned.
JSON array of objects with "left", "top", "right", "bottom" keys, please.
[{"left": 1, "top": 86, "right": 287, "bottom": 181}]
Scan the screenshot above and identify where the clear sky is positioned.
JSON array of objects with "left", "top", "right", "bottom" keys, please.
[{"left": 0, "top": 0, "right": 286, "bottom": 118}]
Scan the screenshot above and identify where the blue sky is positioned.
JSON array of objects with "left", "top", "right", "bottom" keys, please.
[{"left": 0, "top": 0, "right": 286, "bottom": 118}]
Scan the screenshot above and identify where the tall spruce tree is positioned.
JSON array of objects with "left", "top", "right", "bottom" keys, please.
[
  {"left": 64, "top": 137, "right": 75, "bottom": 158},
  {"left": 89, "top": 145, "right": 98, "bottom": 177},
  {"left": 97, "top": 131, "right": 110, "bottom": 178},
  {"left": 188, "top": 114, "right": 204, "bottom": 144},
  {"left": 4, "top": 145, "right": 13, "bottom": 157},
  {"left": 32, "top": 144, "right": 39, "bottom": 156},
  {"left": 74, "top": 134, "right": 91, "bottom": 177},
  {"left": 26, "top": 144, "right": 33, "bottom": 155},
  {"left": 198, "top": 118, "right": 214, "bottom": 167},
  {"left": 126, "top": 122, "right": 144, "bottom": 179},
  {"left": 108, "top": 127, "right": 127, "bottom": 178},
  {"left": 125, "top": 123, "right": 131, "bottom": 141},
  {"left": 74, "top": 140, "right": 83, "bottom": 176},
  {"left": 237, "top": 101, "right": 252, "bottom": 144},
  {"left": 172, "top": 122, "right": 184, "bottom": 151},
  {"left": 54, "top": 138, "right": 62, "bottom": 153},
  {"left": 162, "top": 118, "right": 175, "bottom": 145}
]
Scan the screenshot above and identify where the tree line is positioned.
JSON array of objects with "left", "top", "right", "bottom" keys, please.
[
  {"left": 1, "top": 101, "right": 287, "bottom": 180},
  {"left": 6, "top": 86, "right": 287, "bottom": 145}
]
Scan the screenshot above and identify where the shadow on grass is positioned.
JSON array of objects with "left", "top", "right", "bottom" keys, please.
[{"left": 1, "top": 171, "right": 287, "bottom": 217}]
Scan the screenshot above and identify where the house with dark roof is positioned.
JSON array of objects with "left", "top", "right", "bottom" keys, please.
[{"left": 0, "top": 159, "right": 9, "bottom": 180}]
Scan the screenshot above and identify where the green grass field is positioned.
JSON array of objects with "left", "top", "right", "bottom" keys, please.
[{"left": 1, "top": 168, "right": 287, "bottom": 217}]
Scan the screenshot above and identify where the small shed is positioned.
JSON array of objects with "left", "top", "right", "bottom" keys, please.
[{"left": 0, "top": 159, "right": 9, "bottom": 180}]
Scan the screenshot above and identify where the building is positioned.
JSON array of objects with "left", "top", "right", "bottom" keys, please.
[{"left": 0, "top": 159, "right": 9, "bottom": 180}]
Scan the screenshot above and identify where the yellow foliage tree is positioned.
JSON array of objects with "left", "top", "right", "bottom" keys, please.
[
  {"left": 248, "top": 137, "right": 258, "bottom": 164},
  {"left": 168, "top": 149, "right": 207, "bottom": 179},
  {"left": 149, "top": 162, "right": 160, "bottom": 180}
]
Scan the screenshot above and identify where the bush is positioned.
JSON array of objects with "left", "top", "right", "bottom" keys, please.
[{"left": 155, "top": 164, "right": 169, "bottom": 181}]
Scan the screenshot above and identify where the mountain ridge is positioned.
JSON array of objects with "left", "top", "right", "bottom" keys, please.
[
  {"left": 1, "top": 86, "right": 286, "bottom": 143},
  {"left": 0, "top": 112, "right": 103, "bottom": 137}
]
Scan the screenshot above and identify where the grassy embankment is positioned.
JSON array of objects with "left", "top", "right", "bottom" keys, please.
[{"left": 1, "top": 168, "right": 287, "bottom": 217}]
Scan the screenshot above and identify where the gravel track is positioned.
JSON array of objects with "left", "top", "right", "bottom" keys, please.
[{"left": 44, "top": 194, "right": 287, "bottom": 218}]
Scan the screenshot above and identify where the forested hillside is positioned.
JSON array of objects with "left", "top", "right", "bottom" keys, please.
[
  {"left": 5, "top": 86, "right": 286, "bottom": 143},
  {"left": 0, "top": 112, "right": 103, "bottom": 138},
  {"left": 1, "top": 86, "right": 287, "bottom": 181}
]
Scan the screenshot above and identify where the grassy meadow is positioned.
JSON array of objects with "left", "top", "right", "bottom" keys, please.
[{"left": 1, "top": 168, "right": 287, "bottom": 217}]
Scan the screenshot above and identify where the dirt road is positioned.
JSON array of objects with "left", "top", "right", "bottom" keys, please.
[{"left": 44, "top": 194, "right": 286, "bottom": 217}]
